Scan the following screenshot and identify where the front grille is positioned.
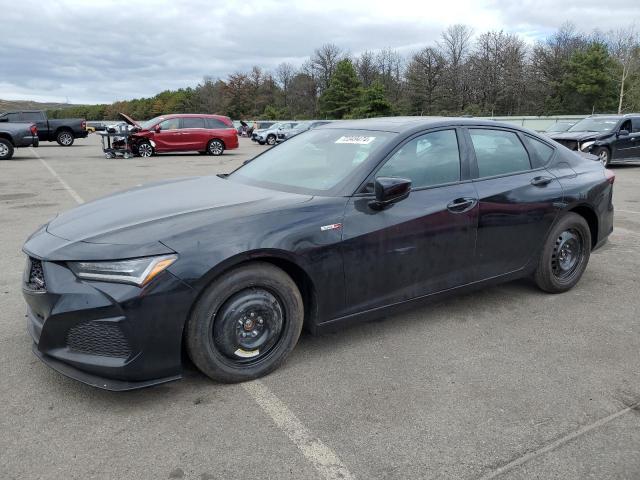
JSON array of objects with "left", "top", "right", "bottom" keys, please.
[
  {"left": 66, "top": 322, "right": 132, "bottom": 358},
  {"left": 556, "top": 140, "right": 578, "bottom": 151},
  {"left": 25, "top": 258, "right": 46, "bottom": 292}
]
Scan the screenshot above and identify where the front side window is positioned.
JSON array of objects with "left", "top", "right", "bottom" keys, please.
[
  {"left": 631, "top": 118, "right": 640, "bottom": 133},
  {"left": 376, "top": 129, "right": 461, "bottom": 189},
  {"left": 159, "top": 118, "right": 180, "bottom": 130},
  {"left": 181, "top": 117, "right": 204, "bottom": 129},
  {"left": 469, "top": 129, "right": 531, "bottom": 178}
]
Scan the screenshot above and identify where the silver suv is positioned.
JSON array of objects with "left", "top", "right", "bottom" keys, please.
[{"left": 253, "top": 122, "right": 298, "bottom": 145}]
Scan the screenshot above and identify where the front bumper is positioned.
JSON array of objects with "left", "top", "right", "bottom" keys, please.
[{"left": 23, "top": 255, "right": 195, "bottom": 391}]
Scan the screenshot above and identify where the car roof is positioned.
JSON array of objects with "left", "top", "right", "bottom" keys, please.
[
  {"left": 164, "top": 113, "right": 229, "bottom": 118},
  {"left": 318, "top": 116, "right": 530, "bottom": 133}
]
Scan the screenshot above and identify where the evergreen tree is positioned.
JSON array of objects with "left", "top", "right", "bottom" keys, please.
[
  {"left": 319, "top": 59, "right": 362, "bottom": 119},
  {"left": 353, "top": 80, "right": 392, "bottom": 118}
]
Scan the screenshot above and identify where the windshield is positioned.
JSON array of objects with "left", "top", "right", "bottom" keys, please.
[
  {"left": 139, "top": 116, "right": 164, "bottom": 130},
  {"left": 568, "top": 117, "right": 618, "bottom": 133},
  {"left": 229, "top": 128, "right": 394, "bottom": 194}
]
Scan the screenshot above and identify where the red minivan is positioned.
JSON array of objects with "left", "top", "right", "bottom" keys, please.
[{"left": 120, "top": 113, "right": 239, "bottom": 157}]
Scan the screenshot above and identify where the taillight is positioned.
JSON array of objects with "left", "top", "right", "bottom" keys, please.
[
  {"left": 605, "top": 168, "right": 615, "bottom": 184},
  {"left": 30, "top": 124, "right": 38, "bottom": 135}
]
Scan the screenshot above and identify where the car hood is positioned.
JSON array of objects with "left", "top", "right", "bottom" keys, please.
[
  {"left": 45, "top": 175, "right": 312, "bottom": 248},
  {"left": 547, "top": 131, "right": 602, "bottom": 142},
  {"left": 118, "top": 112, "right": 141, "bottom": 129}
]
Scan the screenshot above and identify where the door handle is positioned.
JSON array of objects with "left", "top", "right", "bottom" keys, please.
[
  {"left": 531, "top": 176, "right": 553, "bottom": 187},
  {"left": 447, "top": 197, "right": 477, "bottom": 213}
]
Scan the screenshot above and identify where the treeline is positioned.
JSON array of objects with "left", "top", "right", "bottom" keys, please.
[{"left": 48, "top": 23, "right": 640, "bottom": 121}]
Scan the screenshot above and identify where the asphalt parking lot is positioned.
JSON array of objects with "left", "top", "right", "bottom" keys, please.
[{"left": 1, "top": 135, "right": 639, "bottom": 480}]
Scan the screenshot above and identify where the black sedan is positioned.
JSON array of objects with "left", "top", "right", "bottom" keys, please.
[{"left": 22, "top": 117, "right": 615, "bottom": 390}]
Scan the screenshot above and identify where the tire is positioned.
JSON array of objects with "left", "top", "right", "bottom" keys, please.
[
  {"left": 258, "top": 141, "right": 266, "bottom": 146},
  {"left": 593, "top": 147, "right": 610, "bottom": 167},
  {"left": 266, "top": 134, "right": 276, "bottom": 146},
  {"left": 56, "top": 130, "right": 74, "bottom": 146},
  {"left": 534, "top": 212, "right": 591, "bottom": 293},
  {"left": 0, "top": 138, "right": 14, "bottom": 160},
  {"left": 137, "top": 141, "right": 154, "bottom": 157},
  {"left": 207, "top": 139, "right": 225, "bottom": 156},
  {"left": 186, "top": 262, "right": 304, "bottom": 383}
]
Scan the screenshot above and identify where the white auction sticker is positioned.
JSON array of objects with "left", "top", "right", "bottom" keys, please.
[{"left": 335, "top": 136, "right": 376, "bottom": 145}]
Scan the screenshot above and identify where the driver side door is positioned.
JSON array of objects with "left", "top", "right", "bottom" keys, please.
[
  {"left": 340, "top": 128, "right": 479, "bottom": 315},
  {"left": 153, "top": 117, "right": 183, "bottom": 151},
  {"left": 614, "top": 118, "right": 640, "bottom": 160}
]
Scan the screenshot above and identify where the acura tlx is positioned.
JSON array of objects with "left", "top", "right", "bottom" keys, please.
[{"left": 22, "top": 117, "right": 614, "bottom": 390}]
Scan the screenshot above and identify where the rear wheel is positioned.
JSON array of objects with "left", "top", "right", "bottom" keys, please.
[
  {"left": 0, "top": 138, "right": 14, "bottom": 160},
  {"left": 534, "top": 213, "right": 591, "bottom": 293},
  {"left": 56, "top": 130, "right": 74, "bottom": 146},
  {"left": 593, "top": 147, "right": 610, "bottom": 167},
  {"left": 207, "top": 139, "right": 225, "bottom": 156},
  {"left": 186, "top": 262, "right": 304, "bottom": 383}
]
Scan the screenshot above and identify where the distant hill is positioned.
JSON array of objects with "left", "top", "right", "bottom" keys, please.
[{"left": 0, "top": 99, "right": 86, "bottom": 112}]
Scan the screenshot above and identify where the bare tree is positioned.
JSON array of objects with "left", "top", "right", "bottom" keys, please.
[
  {"left": 275, "top": 62, "right": 296, "bottom": 109},
  {"left": 438, "top": 24, "right": 474, "bottom": 111},
  {"left": 311, "top": 43, "right": 343, "bottom": 93},
  {"left": 355, "top": 50, "right": 378, "bottom": 87},
  {"left": 376, "top": 48, "right": 405, "bottom": 104},
  {"left": 607, "top": 25, "right": 640, "bottom": 113},
  {"left": 405, "top": 47, "right": 445, "bottom": 114}
]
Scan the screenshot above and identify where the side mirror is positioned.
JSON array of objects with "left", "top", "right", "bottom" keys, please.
[
  {"left": 369, "top": 177, "right": 412, "bottom": 210},
  {"left": 618, "top": 129, "right": 629, "bottom": 137},
  {"left": 154, "top": 125, "right": 161, "bottom": 133}
]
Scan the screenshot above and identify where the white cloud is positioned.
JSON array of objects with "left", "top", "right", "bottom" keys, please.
[{"left": 0, "top": 0, "right": 637, "bottom": 104}]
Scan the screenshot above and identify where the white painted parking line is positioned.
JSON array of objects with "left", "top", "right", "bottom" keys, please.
[
  {"left": 31, "top": 147, "right": 85, "bottom": 204},
  {"left": 476, "top": 402, "right": 639, "bottom": 480},
  {"left": 243, "top": 380, "right": 355, "bottom": 480},
  {"left": 34, "top": 147, "right": 354, "bottom": 480}
]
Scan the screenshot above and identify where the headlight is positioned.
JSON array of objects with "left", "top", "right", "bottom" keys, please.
[
  {"left": 68, "top": 254, "right": 177, "bottom": 286},
  {"left": 580, "top": 141, "right": 595, "bottom": 151}
]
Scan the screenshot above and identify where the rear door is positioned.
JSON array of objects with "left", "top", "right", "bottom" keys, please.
[
  {"left": 465, "top": 127, "right": 564, "bottom": 280},
  {"left": 153, "top": 117, "right": 183, "bottom": 151},
  {"left": 180, "top": 117, "right": 206, "bottom": 150},
  {"left": 341, "top": 128, "right": 479, "bottom": 314}
]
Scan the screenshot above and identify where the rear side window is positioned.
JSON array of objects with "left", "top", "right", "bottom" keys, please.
[
  {"left": 182, "top": 117, "right": 204, "bottom": 129},
  {"left": 524, "top": 135, "right": 555, "bottom": 168},
  {"left": 21, "top": 112, "right": 45, "bottom": 122},
  {"left": 377, "top": 129, "right": 461, "bottom": 188},
  {"left": 205, "top": 118, "right": 229, "bottom": 129},
  {"left": 469, "top": 129, "right": 531, "bottom": 177}
]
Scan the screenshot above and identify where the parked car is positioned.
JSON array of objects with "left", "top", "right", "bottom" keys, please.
[
  {"left": 249, "top": 121, "right": 278, "bottom": 143},
  {"left": 86, "top": 121, "right": 107, "bottom": 132},
  {"left": 277, "top": 120, "right": 332, "bottom": 142},
  {"left": 0, "top": 110, "right": 87, "bottom": 146},
  {"left": 0, "top": 122, "right": 39, "bottom": 160},
  {"left": 253, "top": 121, "right": 298, "bottom": 145},
  {"left": 22, "top": 117, "right": 615, "bottom": 390},
  {"left": 547, "top": 114, "right": 640, "bottom": 166},
  {"left": 544, "top": 120, "right": 577, "bottom": 133},
  {"left": 118, "top": 113, "right": 239, "bottom": 157}
]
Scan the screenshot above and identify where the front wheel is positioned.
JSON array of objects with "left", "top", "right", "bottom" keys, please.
[
  {"left": 137, "top": 141, "right": 154, "bottom": 157},
  {"left": 0, "top": 138, "right": 14, "bottom": 160},
  {"left": 266, "top": 134, "right": 276, "bottom": 146},
  {"left": 593, "top": 147, "right": 610, "bottom": 167},
  {"left": 207, "top": 139, "right": 225, "bottom": 156},
  {"left": 56, "top": 130, "right": 74, "bottom": 146},
  {"left": 534, "top": 213, "right": 591, "bottom": 293},
  {"left": 186, "top": 262, "right": 304, "bottom": 383}
]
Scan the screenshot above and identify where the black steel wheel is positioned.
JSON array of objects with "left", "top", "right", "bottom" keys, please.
[
  {"left": 534, "top": 212, "right": 591, "bottom": 293},
  {"left": 186, "top": 262, "right": 304, "bottom": 383},
  {"left": 56, "top": 130, "right": 74, "bottom": 146},
  {"left": 207, "top": 139, "right": 224, "bottom": 156}
]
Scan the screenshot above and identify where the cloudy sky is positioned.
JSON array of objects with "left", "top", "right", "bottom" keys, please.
[{"left": 1, "top": 0, "right": 638, "bottom": 104}]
